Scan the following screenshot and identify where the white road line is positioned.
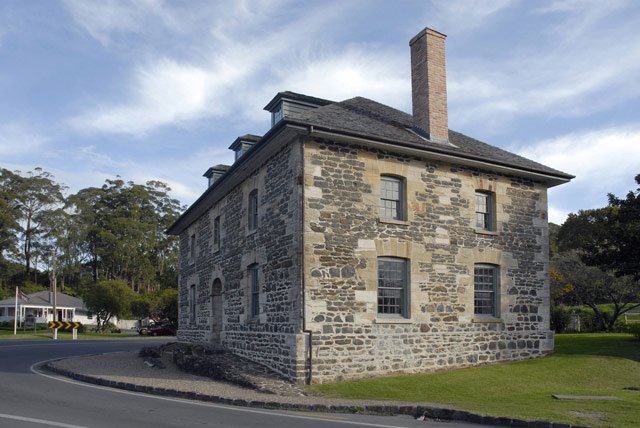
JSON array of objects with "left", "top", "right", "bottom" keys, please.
[
  {"left": 31, "top": 359, "right": 415, "bottom": 428},
  {"left": 0, "top": 413, "right": 89, "bottom": 428}
]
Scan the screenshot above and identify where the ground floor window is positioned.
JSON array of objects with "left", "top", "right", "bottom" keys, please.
[
  {"left": 377, "top": 257, "right": 409, "bottom": 317},
  {"left": 474, "top": 264, "right": 499, "bottom": 316}
]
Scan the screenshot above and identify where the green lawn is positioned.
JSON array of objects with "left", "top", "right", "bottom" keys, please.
[
  {"left": 0, "top": 329, "right": 142, "bottom": 340},
  {"left": 309, "top": 334, "right": 640, "bottom": 428}
]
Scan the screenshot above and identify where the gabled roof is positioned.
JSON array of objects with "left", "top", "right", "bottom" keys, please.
[{"left": 0, "top": 291, "right": 85, "bottom": 308}]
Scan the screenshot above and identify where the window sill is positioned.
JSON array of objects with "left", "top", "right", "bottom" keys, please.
[
  {"left": 474, "top": 228, "right": 498, "bottom": 236},
  {"left": 374, "top": 317, "right": 413, "bottom": 324},
  {"left": 472, "top": 316, "right": 503, "bottom": 323},
  {"left": 378, "top": 218, "right": 409, "bottom": 226}
]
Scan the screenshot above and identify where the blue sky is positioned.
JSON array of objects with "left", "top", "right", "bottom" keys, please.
[{"left": 1, "top": 0, "right": 639, "bottom": 224}]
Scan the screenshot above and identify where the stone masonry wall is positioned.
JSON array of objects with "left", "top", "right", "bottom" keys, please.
[
  {"left": 178, "top": 141, "right": 307, "bottom": 382},
  {"left": 303, "top": 138, "right": 553, "bottom": 383}
]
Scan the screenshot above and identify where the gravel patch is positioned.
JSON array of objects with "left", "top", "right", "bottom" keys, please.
[{"left": 46, "top": 351, "right": 586, "bottom": 427}]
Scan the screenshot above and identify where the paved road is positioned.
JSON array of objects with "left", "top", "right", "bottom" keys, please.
[{"left": 0, "top": 339, "right": 487, "bottom": 428}]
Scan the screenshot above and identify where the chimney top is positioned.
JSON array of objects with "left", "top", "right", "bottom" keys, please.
[{"left": 409, "top": 27, "right": 449, "bottom": 143}]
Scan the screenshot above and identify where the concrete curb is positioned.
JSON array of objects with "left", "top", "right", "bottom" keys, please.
[{"left": 43, "top": 362, "right": 586, "bottom": 428}]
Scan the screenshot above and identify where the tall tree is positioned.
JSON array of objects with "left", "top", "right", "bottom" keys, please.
[
  {"left": 10, "top": 168, "right": 65, "bottom": 276},
  {"left": 0, "top": 168, "right": 22, "bottom": 263}
]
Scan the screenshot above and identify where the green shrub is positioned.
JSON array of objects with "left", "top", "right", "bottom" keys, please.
[
  {"left": 550, "top": 305, "right": 571, "bottom": 333},
  {"left": 624, "top": 323, "right": 640, "bottom": 340}
]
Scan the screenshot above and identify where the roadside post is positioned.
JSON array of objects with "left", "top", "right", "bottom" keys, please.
[{"left": 48, "top": 321, "right": 81, "bottom": 339}]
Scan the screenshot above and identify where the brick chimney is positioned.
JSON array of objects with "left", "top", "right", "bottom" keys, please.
[{"left": 409, "top": 28, "right": 448, "bottom": 143}]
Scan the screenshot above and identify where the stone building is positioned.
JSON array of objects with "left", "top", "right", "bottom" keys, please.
[{"left": 166, "top": 28, "right": 573, "bottom": 384}]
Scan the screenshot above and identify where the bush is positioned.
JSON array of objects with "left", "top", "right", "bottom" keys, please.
[
  {"left": 624, "top": 323, "right": 640, "bottom": 340},
  {"left": 551, "top": 305, "right": 571, "bottom": 333}
]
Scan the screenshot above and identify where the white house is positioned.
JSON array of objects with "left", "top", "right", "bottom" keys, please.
[{"left": 0, "top": 291, "right": 94, "bottom": 326}]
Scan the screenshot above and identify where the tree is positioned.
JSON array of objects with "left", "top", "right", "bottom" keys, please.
[
  {"left": 9, "top": 168, "right": 65, "bottom": 276},
  {"left": 587, "top": 174, "right": 640, "bottom": 279},
  {"left": 83, "top": 280, "right": 133, "bottom": 332},
  {"left": 130, "top": 288, "right": 178, "bottom": 327},
  {"left": 0, "top": 168, "right": 22, "bottom": 262},
  {"left": 552, "top": 251, "right": 640, "bottom": 331}
]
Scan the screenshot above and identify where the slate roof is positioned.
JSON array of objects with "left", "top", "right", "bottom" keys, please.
[
  {"left": 0, "top": 291, "right": 85, "bottom": 308},
  {"left": 286, "top": 96, "right": 572, "bottom": 179},
  {"left": 166, "top": 91, "right": 572, "bottom": 235}
]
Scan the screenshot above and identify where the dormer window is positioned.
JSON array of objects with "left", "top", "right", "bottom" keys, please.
[
  {"left": 229, "top": 135, "right": 261, "bottom": 163},
  {"left": 203, "top": 164, "right": 230, "bottom": 188},
  {"left": 271, "top": 103, "right": 283, "bottom": 126}
]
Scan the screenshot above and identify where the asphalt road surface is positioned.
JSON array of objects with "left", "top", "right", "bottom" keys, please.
[{"left": 0, "top": 339, "right": 488, "bottom": 428}]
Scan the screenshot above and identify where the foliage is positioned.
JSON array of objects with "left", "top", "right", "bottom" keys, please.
[
  {"left": 560, "top": 175, "right": 640, "bottom": 279},
  {"left": 550, "top": 304, "right": 571, "bottom": 333},
  {"left": 1, "top": 167, "right": 182, "bottom": 314},
  {"left": 83, "top": 280, "right": 134, "bottom": 332},
  {"left": 130, "top": 288, "right": 178, "bottom": 327},
  {"left": 310, "top": 334, "right": 640, "bottom": 428},
  {"left": 552, "top": 251, "right": 640, "bottom": 331}
]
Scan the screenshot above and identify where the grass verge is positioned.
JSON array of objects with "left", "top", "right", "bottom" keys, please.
[
  {"left": 0, "top": 329, "right": 143, "bottom": 340},
  {"left": 308, "top": 334, "right": 640, "bottom": 428}
]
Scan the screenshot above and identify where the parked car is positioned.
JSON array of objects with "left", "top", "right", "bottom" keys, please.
[{"left": 138, "top": 322, "right": 175, "bottom": 336}]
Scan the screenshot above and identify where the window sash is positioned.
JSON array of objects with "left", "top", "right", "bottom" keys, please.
[
  {"left": 475, "top": 192, "right": 493, "bottom": 230},
  {"left": 189, "top": 285, "right": 196, "bottom": 323},
  {"left": 213, "top": 216, "right": 220, "bottom": 248},
  {"left": 248, "top": 191, "right": 258, "bottom": 230},
  {"left": 380, "top": 177, "right": 404, "bottom": 220},
  {"left": 474, "top": 265, "right": 498, "bottom": 316},
  {"left": 377, "top": 258, "right": 408, "bottom": 316},
  {"left": 189, "top": 234, "right": 196, "bottom": 258},
  {"left": 249, "top": 265, "right": 259, "bottom": 317}
]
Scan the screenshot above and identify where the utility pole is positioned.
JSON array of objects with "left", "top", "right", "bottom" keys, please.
[{"left": 49, "top": 251, "right": 58, "bottom": 340}]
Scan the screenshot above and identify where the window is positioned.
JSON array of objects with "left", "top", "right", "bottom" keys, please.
[
  {"left": 189, "top": 233, "right": 196, "bottom": 258},
  {"left": 213, "top": 216, "right": 220, "bottom": 251},
  {"left": 380, "top": 176, "right": 405, "bottom": 220},
  {"left": 474, "top": 264, "right": 499, "bottom": 317},
  {"left": 248, "top": 189, "right": 258, "bottom": 231},
  {"left": 377, "top": 257, "right": 409, "bottom": 317},
  {"left": 475, "top": 191, "right": 494, "bottom": 231},
  {"left": 189, "top": 284, "right": 196, "bottom": 324},
  {"left": 248, "top": 264, "right": 259, "bottom": 318}
]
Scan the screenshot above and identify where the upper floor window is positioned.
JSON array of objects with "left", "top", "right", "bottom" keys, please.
[
  {"left": 189, "top": 233, "right": 196, "bottom": 259},
  {"left": 475, "top": 191, "right": 495, "bottom": 231},
  {"left": 474, "top": 264, "right": 499, "bottom": 317},
  {"left": 377, "top": 257, "right": 409, "bottom": 317},
  {"left": 248, "top": 263, "right": 259, "bottom": 318},
  {"left": 380, "top": 176, "right": 405, "bottom": 220},
  {"left": 248, "top": 189, "right": 258, "bottom": 231},
  {"left": 213, "top": 216, "right": 221, "bottom": 251},
  {"left": 189, "top": 284, "right": 197, "bottom": 324}
]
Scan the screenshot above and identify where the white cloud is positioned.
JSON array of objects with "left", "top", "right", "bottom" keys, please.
[
  {"left": 63, "top": 0, "right": 179, "bottom": 46},
  {"left": 518, "top": 126, "right": 640, "bottom": 223},
  {"left": 68, "top": 1, "right": 389, "bottom": 136},
  {"left": 0, "top": 123, "right": 50, "bottom": 157},
  {"left": 448, "top": 1, "right": 640, "bottom": 131},
  {"left": 431, "top": 0, "right": 514, "bottom": 32}
]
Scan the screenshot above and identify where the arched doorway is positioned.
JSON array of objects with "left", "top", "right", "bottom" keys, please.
[{"left": 211, "top": 278, "right": 223, "bottom": 344}]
